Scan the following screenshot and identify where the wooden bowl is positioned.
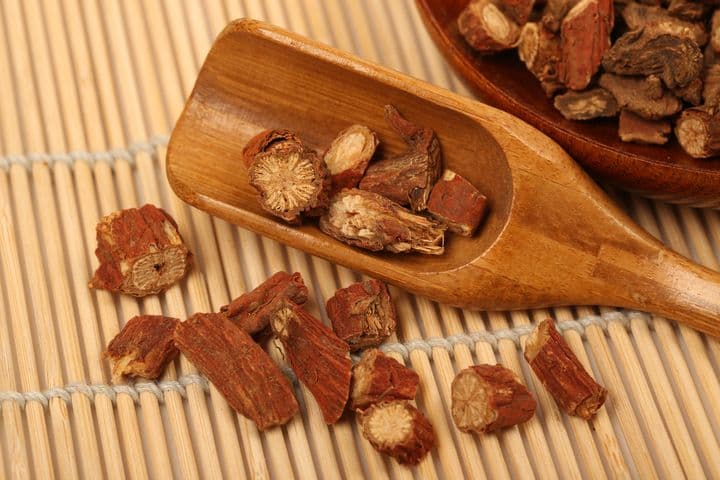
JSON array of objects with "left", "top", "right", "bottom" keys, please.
[{"left": 416, "top": 0, "right": 720, "bottom": 208}]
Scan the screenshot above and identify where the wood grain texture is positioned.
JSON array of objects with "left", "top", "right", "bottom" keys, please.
[
  {"left": 167, "top": 19, "right": 720, "bottom": 337},
  {"left": 416, "top": 0, "right": 720, "bottom": 208}
]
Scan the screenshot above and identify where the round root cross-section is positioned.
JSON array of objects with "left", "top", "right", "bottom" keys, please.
[
  {"left": 89, "top": 204, "right": 192, "bottom": 297},
  {"left": 324, "top": 124, "right": 378, "bottom": 194},
  {"left": 676, "top": 106, "right": 720, "bottom": 158},
  {"left": 458, "top": 0, "right": 520, "bottom": 53},
  {"left": 358, "top": 401, "right": 435, "bottom": 465},
  {"left": 451, "top": 364, "right": 536, "bottom": 433},
  {"left": 249, "top": 147, "right": 329, "bottom": 223}
]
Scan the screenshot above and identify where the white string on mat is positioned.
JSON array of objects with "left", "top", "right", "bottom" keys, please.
[
  {"left": 0, "top": 310, "right": 645, "bottom": 409},
  {"left": 0, "top": 134, "right": 170, "bottom": 170}
]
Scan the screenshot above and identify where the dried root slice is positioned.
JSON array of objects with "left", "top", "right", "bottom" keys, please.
[
  {"left": 358, "top": 401, "right": 436, "bottom": 466},
  {"left": 622, "top": 2, "right": 707, "bottom": 46},
  {"left": 326, "top": 279, "right": 397, "bottom": 351},
  {"left": 270, "top": 300, "right": 352, "bottom": 424},
  {"left": 525, "top": 318, "right": 607, "bottom": 419},
  {"left": 458, "top": 0, "right": 521, "bottom": 53},
  {"left": 602, "top": 28, "right": 703, "bottom": 89},
  {"left": 558, "top": 0, "right": 613, "bottom": 91},
  {"left": 541, "top": 0, "right": 580, "bottom": 32},
  {"left": 249, "top": 145, "right": 330, "bottom": 223},
  {"left": 324, "top": 124, "right": 378, "bottom": 194},
  {"left": 598, "top": 74, "right": 681, "bottom": 119},
  {"left": 427, "top": 170, "right": 488, "bottom": 237},
  {"left": 174, "top": 313, "right": 299, "bottom": 430},
  {"left": 553, "top": 88, "right": 619, "bottom": 120},
  {"left": 451, "top": 364, "right": 536, "bottom": 433},
  {"left": 220, "top": 271, "right": 308, "bottom": 335},
  {"left": 518, "top": 23, "right": 564, "bottom": 97},
  {"left": 319, "top": 189, "right": 446, "bottom": 255},
  {"left": 496, "top": 0, "right": 536, "bottom": 25},
  {"left": 242, "top": 129, "right": 303, "bottom": 168},
  {"left": 704, "top": 63, "right": 720, "bottom": 107},
  {"left": 619, "top": 110, "right": 671, "bottom": 145},
  {"left": 89, "top": 204, "right": 192, "bottom": 297},
  {"left": 359, "top": 105, "right": 441, "bottom": 212},
  {"left": 104, "top": 315, "right": 179, "bottom": 380},
  {"left": 351, "top": 349, "right": 419, "bottom": 411},
  {"left": 675, "top": 106, "right": 720, "bottom": 158}
]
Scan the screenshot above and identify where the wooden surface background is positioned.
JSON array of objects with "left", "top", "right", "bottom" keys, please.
[{"left": 0, "top": 1, "right": 719, "bottom": 479}]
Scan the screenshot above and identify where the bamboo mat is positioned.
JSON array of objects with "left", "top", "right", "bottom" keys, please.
[{"left": 1, "top": 0, "right": 719, "bottom": 478}]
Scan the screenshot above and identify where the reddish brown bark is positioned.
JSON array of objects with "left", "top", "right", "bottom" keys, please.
[
  {"left": 270, "top": 300, "right": 352, "bottom": 424},
  {"left": 104, "top": 315, "right": 179, "bottom": 380},
  {"left": 174, "top": 313, "right": 299, "bottom": 430},
  {"left": 326, "top": 279, "right": 397, "bottom": 351},
  {"left": 359, "top": 105, "right": 442, "bottom": 212},
  {"left": 525, "top": 318, "right": 607, "bottom": 419},
  {"left": 220, "top": 271, "right": 308, "bottom": 335},
  {"left": 89, "top": 204, "right": 192, "bottom": 297},
  {"left": 558, "top": 0, "right": 614, "bottom": 91},
  {"left": 350, "top": 349, "right": 419, "bottom": 410},
  {"left": 451, "top": 364, "right": 536, "bottom": 433},
  {"left": 427, "top": 170, "right": 488, "bottom": 236}
]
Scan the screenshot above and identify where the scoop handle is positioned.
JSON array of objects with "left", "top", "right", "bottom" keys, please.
[{"left": 593, "top": 242, "right": 720, "bottom": 337}]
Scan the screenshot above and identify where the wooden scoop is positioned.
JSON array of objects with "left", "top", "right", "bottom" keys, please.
[{"left": 167, "top": 19, "right": 720, "bottom": 337}]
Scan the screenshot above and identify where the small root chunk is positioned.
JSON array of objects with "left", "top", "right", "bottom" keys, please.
[
  {"left": 451, "top": 364, "right": 536, "bottom": 433},
  {"left": 350, "top": 349, "right": 419, "bottom": 410},
  {"left": 174, "top": 313, "right": 299, "bottom": 430},
  {"left": 220, "top": 271, "right": 308, "bottom": 335},
  {"left": 326, "top": 279, "right": 397, "bottom": 351},
  {"left": 359, "top": 105, "right": 441, "bottom": 212},
  {"left": 458, "top": 0, "right": 521, "bottom": 53},
  {"left": 270, "top": 300, "right": 352, "bottom": 424},
  {"left": 525, "top": 318, "right": 608, "bottom": 419},
  {"left": 675, "top": 106, "right": 720, "bottom": 158},
  {"left": 602, "top": 28, "right": 703, "bottom": 89},
  {"left": 89, "top": 204, "right": 192, "bottom": 297},
  {"left": 324, "top": 124, "right": 378, "bottom": 194},
  {"left": 319, "top": 189, "right": 446, "bottom": 255},
  {"left": 598, "top": 73, "right": 681, "bottom": 119},
  {"left": 104, "top": 315, "right": 179, "bottom": 380},
  {"left": 553, "top": 88, "right": 619, "bottom": 120},
  {"left": 558, "top": 0, "right": 614, "bottom": 91},
  {"left": 358, "top": 401, "right": 436, "bottom": 465},
  {"left": 249, "top": 144, "right": 330, "bottom": 223},
  {"left": 427, "top": 170, "right": 488, "bottom": 236}
]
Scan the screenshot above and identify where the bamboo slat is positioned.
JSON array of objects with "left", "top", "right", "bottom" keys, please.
[{"left": 0, "top": 1, "right": 719, "bottom": 479}]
